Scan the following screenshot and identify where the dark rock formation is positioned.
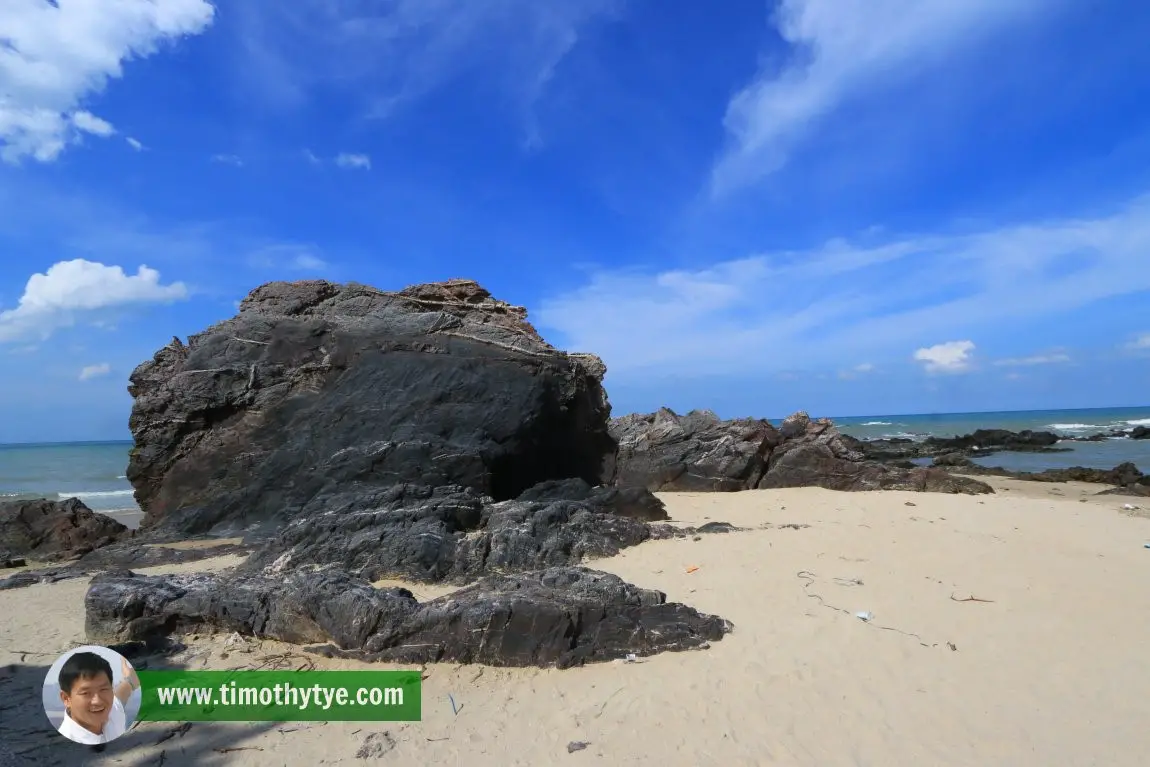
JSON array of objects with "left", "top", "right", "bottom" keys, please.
[
  {"left": 126, "top": 279, "right": 617, "bottom": 537},
  {"left": 1132, "top": 426, "right": 1150, "bottom": 440},
  {"left": 0, "top": 498, "right": 131, "bottom": 562},
  {"left": 78, "top": 539, "right": 250, "bottom": 569},
  {"left": 611, "top": 409, "right": 992, "bottom": 495},
  {"left": 85, "top": 566, "right": 731, "bottom": 669},
  {"left": 950, "top": 461, "right": 1148, "bottom": 492},
  {"left": 241, "top": 479, "right": 716, "bottom": 585},
  {"left": 0, "top": 566, "right": 94, "bottom": 591}
]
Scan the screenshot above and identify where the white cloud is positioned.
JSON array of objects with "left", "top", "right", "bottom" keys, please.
[
  {"left": 303, "top": 149, "right": 321, "bottom": 165},
  {"left": 78, "top": 362, "right": 111, "bottom": 381},
  {"left": 914, "top": 340, "right": 975, "bottom": 373},
  {"left": 212, "top": 154, "right": 243, "bottom": 166},
  {"left": 71, "top": 111, "right": 115, "bottom": 137},
  {"left": 126, "top": 137, "right": 144, "bottom": 151},
  {"left": 0, "top": 259, "right": 188, "bottom": 343},
  {"left": 1126, "top": 333, "right": 1150, "bottom": 350},
  {"left": 837, "top": 362, "right": 875, "bottom": 380},
  {"left": 993, "top": 353, "right": 1071, "bottom": 366},
  {"left": 0, "top": 0, "right": 215, "bottom": 164},
  {"left": 854, "top": 362, "right": 875, "bottom": 373},
  {"left": 335, "top": 153, "right": 371, "bottom": 170},
  {"left": 711, "top": 0, "right": 1046, "bottom": 194},
  {"left": 535, "top": 193, "right": 1150, "bottom": 380}
]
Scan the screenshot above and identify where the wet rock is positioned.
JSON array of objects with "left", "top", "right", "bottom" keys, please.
[
  {"left": 126, "top": 279, "right": 617, "bottom": 537},
  {"left": 84, "top": 566, "right": 732, "bottom": 668},
  {"left": 1132, "top": 426, "right": 1150, "bottom": 440},
  {"left": 0, "top": 498, "right": 131, "bottom": 563},
  {"left": 932, "top": 452, "right": 975, "bottom": 468}
]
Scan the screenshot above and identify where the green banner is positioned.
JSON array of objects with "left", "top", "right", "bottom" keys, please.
[{"left": 136, "top": 670, "right": 422, "bottom": 722}]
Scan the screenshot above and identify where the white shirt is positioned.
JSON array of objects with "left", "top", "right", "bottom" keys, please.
[{"left": 58, "top": 697, "right": 127, "bottom": 745}]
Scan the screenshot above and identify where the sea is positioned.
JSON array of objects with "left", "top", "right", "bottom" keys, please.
[{"left": 1, "top": 407, "right": 1148, "bottom": 515}]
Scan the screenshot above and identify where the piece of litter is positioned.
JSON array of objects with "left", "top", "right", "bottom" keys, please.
[
  {"left": 685, "top": 565, "right": 699, "bottom": 574},
  {"left": 448, "top": 694, "right": 459, "bottom": 715},
  {"left": 624, "top": 653, "right": 638, "bottom": 663},
  {"left": 1143, "top": 543, "right": 1150, "bottom": 549},
  {"left": 567, "top": 741, "right": 590, "bottom": 753},
  {"left": 855, "top": 611, "right": 873, "bottom": 622},
  {"left": 1123, "top": 504, "right": 1140, "bottom": 511}
]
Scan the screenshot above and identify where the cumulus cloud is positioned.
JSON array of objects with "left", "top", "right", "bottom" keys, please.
[
  {"left": 335, "top": 153, "right": 371, "bottom": 170},
  {"left": 711, "top": 0, "right": 1046, "bottom": 193},
  {"left": 913, "top": 340, "right": 975, "bottom": 373},
  {"left": 0, "top": 259, "right": 188, "bottom": 343},
  {"left": 534, "top": 193, "right": 1150, "bottom": 380},
  {"left": 78, "top": 362, "right": 111, "bottom": 381},
  {"left": 993, "top": 353, "right": 1071, "bottom": 366},
  {"left": 0, "top": 0, "right": 215, "bottom": 163}
]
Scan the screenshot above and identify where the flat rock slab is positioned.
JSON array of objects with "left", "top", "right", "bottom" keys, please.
[{"left": 85, "top": 566, "right": 732, "bottom": 668}]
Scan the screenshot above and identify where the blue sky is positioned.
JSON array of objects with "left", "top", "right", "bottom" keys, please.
[{"left": 2, "top": 0, "right": 1150, "bottom": 442}]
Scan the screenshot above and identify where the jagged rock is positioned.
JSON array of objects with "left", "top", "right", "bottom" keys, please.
[
  {"left": 0, "top": 566, "right": 94, "bottom": 591},
  {"left": 956, "top": 461, "right": 1146, "bottom": 487},
  {"left": 1132, "top": 426, "right": 1150, "bottom": 440},
  {"left": 85, "top": 566, "right": 731, "bottom": 668},
  {"left": 610, "top": 408, "right": 779, "bottom": 492},
  {"left": 126, "top": 279, "right": 616, "bottom": 537},
  {"left": 0, "top": 498, "right": 131, "bottom": 562},
  {"left": 241, "top": 480, "right": 685, "bottom": 584},
  {"left": 611, "top": 409, "right": 992, "bottom": 495}
]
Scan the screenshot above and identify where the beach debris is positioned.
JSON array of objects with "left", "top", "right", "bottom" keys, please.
[
  {"left": 1123, "top": 503, "right": 1140, "bottom": 511},
  {"left": 449, "top": 693, "right": 459, "bottom": 715},
  {"left": 356, "top": 731, "right": 397, "bottom": 759},
  {"left": 624, "top": 653, "right": 638, "bottom": 663},
  {"left": 1143, "top": 543, "right": 1150, "bottom": 549},
  {"left": 950, "top": 593, "right": 995, "bottom": 603},
  {"left": 568, "top": 741, "right": 590, "bottom": 753},
  {"left": 947, "top": 642, "right": 958, "bottom": 651},
  {"left": 833, "top": 577, "right": 863, "bottom": 587},
  {"left": 154, "top": 722, "right": 192, "bottom": 745},
  {"left": 904, "top": 501, "right": 916, "bottom": 507},
  {"left": 855, "top": 611, "right": 874, "bottom": 622},
  {"left": 685, "top": 565, "right": 700, "bottom": 574}
]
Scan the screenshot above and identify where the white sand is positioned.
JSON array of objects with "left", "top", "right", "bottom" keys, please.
[{"left": 3, "top": 482, "right": 1149, "bottom": 766}]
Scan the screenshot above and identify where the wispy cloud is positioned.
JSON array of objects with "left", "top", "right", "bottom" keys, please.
[
  {"left": 211, "top": 154, "right": 244, "bottom": 167},
  {"left": 0, "top": 260, "right": 188, "bottom": 343},
  {"left": 126, "top": 137, "right": 145, "bottom": 151},
  {"left": 0, "top": 0, "right": 214, "bottom": 163},
  {"left": 233, "top": 0, "right": 621, "bottom": 138},
  {"left": 78, "top": 363, "right": 111, "bottom": 381},
  {"left": 914, "top": 340, "right": 975, "bottom": 374},
  {"left": 710, "top": 0, "right": 1048, "bottom": 194},
  {"left": 247, "top": 244, "right": 329, "bottom": 273},
  {"left": 335, "top": 153, "right": 371, "bottom": 170},
  {"left": 993, "top": 353, "right": 1072, "bottom": 366},
  {"left": 536, "top": 193, "right": 1150, "bottom": 380},
  {"left": 1126, "top": 333, "right": 1150, "bottom": 350}
]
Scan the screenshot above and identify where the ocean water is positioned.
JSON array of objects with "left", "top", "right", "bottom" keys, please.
[
  {"left": 1, "top": 407, "right": 1148, "bottom": 514},
  {"left": 831, "top": 406, "right": 1150, "bottom": 472},
  {"left": 0, "top": 441, "right": 136, "bottom": 512}
]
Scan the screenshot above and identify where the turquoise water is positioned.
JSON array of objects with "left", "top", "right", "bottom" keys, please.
[
  {"left": 0, "top": 441, "right": 136, "bottom": 512},
  {"left": 1, "top": 406, "right": 1148, "bottom": 513}
]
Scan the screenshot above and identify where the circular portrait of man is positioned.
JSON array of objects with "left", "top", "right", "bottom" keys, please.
[{"left": 43, "top": 645, "right": 142, "bottom": 745}]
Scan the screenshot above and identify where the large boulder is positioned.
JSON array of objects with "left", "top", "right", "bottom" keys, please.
[
  {"left": 85, "top": 566, "right": 732, "bottom": 669},
  {"left": 0, "top": 498, "right": 130, "bottom": 563},
  {"left": 612, "top": 409, "right": 993, "bottom": 495},
  {"left": 126, "top": 279, "right": 617, "bottom": 536}
]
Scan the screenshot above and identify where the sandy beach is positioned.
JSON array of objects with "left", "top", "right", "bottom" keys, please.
[{"left": 1, "top": 478, "right": 1147, "bottom": 766}]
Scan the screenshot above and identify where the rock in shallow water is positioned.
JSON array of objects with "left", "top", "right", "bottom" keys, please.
[{"left": 84, "top": 566, "right": 731, "bottom": 668}]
